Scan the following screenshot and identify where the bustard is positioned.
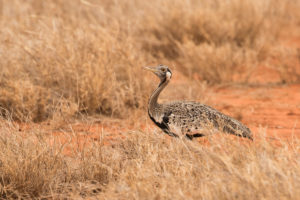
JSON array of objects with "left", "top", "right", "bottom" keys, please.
[{"left": 144, "top": 64, "right": 253, "bottom": 140}]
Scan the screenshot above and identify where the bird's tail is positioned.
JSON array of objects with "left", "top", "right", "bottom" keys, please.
[
  {"left": 217, "top": 115, "right": 253, "bottom": 140},
  {"left": 222, "top": 119, "right": 253, "bottom": 140}
]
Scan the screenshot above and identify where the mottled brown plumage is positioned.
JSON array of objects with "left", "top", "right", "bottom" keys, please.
[{"left": 144, "top": 64, "right": 253, "bottom": 140}]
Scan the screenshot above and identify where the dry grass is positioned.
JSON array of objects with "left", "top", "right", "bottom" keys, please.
[
  {"left": 0, "top": 0, "right": 300, "bottom": 121},
  {"left": 0, "top": 119, "right": 299, "bottom": 199}
]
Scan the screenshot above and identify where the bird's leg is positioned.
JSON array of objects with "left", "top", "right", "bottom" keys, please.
[
  {"left": 163, "top": 129, "right": 179, "bottom": 138},
  {"left": 185, "top": 133, "right": 205, "bottom": 140},
  {"left": 185, "top": 134, "right": 194, "bottom": 140}
]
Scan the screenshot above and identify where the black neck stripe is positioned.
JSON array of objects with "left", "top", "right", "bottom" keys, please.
[{"left": 158, "top": 77, "right": 167, "bottom": 87}]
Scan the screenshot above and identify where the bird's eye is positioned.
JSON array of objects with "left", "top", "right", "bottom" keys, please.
[{"left": 161, "top": 68, "right": 166, "bottom": 72}]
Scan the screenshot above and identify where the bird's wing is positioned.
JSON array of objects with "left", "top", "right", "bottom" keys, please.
[{"left": 162, "top": 101, "right": 253, "bottom": 139}]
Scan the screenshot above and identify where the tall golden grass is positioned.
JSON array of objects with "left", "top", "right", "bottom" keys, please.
[
  {"left": 0, "top": 119, "right": 299, "bottom": 199},
  {"left": 0, "top": 0, "right": 299, "bottom": 120}
]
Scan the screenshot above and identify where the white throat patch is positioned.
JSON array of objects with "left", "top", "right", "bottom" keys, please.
[{"left": 166, "top": 71, "right": 171, "bottom": 80}]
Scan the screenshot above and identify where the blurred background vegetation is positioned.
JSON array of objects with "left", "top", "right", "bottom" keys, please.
[{"left": 0, "top": 0, "right": 299, "bottom": 121}]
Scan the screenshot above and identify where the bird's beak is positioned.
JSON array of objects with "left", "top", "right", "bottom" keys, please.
[{"left": 143, "top": 66, "right": 158, "bottom": 73}]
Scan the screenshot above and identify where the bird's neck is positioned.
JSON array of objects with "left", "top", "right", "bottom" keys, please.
[{"left": 148, "top": 77, "right": 169, "bottom": 117}]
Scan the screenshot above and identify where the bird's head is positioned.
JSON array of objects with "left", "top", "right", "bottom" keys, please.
[{"left": 144, "top": 64, "right": 172, "bottom": 82}]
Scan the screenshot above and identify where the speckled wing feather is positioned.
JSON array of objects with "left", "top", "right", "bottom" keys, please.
[{"left": 161, "top": 101, "right": 253, "bottom": 140}]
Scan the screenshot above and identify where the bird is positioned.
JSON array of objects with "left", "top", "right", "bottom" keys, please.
[{"left": 144, "top": 64, "right": 253, "bottom": 140}]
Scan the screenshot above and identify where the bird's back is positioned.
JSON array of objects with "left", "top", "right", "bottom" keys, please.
[{"left": 161, "top": 101, "right": 253, "bottom": 139}]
